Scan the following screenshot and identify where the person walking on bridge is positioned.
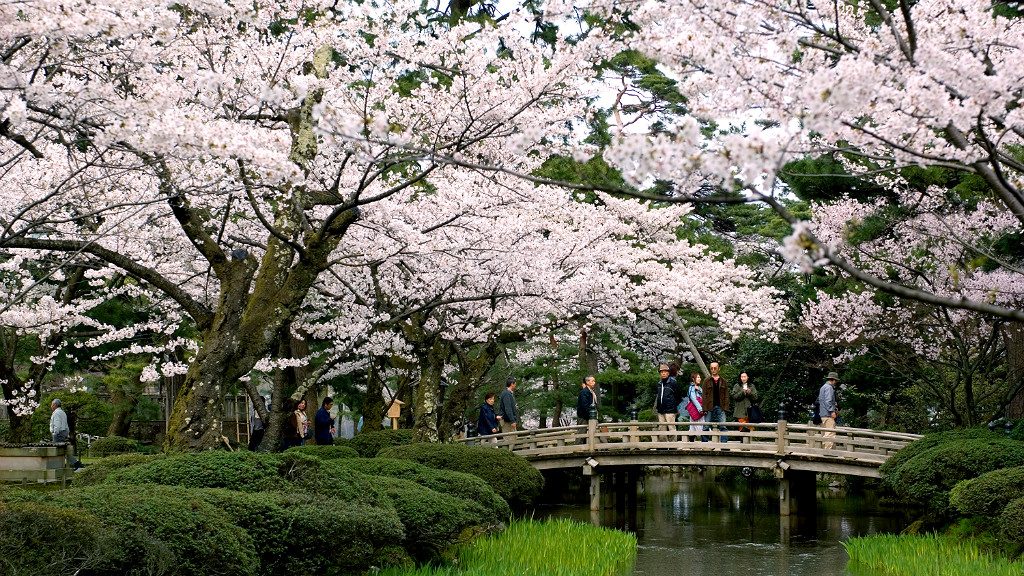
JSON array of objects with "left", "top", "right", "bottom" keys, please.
[
  {"left": 654, "top": 363, "right": 681, "bottom": 441},
  {"left": 703, "top": 362, "right": 730, "bottom": 444},
  {"left": 818, "top": 372, "right": 840, "bottom": 449},
  {"left": 477, "top": 392, "right": 500, "bottom": 438},
  {"left": 496, "top": 377, "right": 519, "bottom": 433}
]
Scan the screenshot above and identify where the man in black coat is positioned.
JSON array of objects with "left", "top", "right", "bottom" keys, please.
[
  {"left": 654, "top": 363, "right": 681, "bottom": 440},
  {"left": 314, "top": 397, "right": 336, "bottom": 445},
  {"left": 576, "top": 375, "right": 598, "bottom": 425}
]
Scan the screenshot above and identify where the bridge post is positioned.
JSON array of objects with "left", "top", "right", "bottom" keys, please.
[
  {"left": 776, "top": 419, "right": 788, "bottom": 455},
  {"left": 778, "top": 470, "right": 816, "bottom": 516},
  {"left": 587, "top": 417, "right": 597, "bottom": 451},
  {"left": 589, "top": 472, "right": 601, "bottom": 511}
]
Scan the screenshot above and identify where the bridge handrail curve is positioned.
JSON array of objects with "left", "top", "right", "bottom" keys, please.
[{"left": 456, "top": 420, "right": 921, "bottom": 470}]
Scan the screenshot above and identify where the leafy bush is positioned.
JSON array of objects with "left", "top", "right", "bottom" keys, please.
[
  {"left": 882, "top": 438, "right": 1024, "bottom": 517},
  {"left": 880, "top": 428, "right": 1001, "bottom": 477},
  {"left": 378, "top": 443, "right": 543, "bottom": 509},
  {"left": 348, "top": 429, "right": 415, "bottom": 457},
  {"left": 284, "top": 444, "right": 359, "bottom": 460},
  {"left": 0, "top": 501, "right": 113, "bottom": 576},
  {"left": 89, "top": 435, "right": 140, "bottom": 457},
  {"left": 193, "top": 488, "right": 406, "bottom": 575},
  {"left": 950, "top": 466, "right": 1024, "bottom": 518},
  {"left": 284, "top": 459, "right": 392, "bottom": 508},
  {"left": 336, "top": 457, "right": 510, "bottom": 519},
  {"left": 999, "top": 497, "right": 1024, "bottom": 556},
  {"left": 377, "top": 476, "right": 494, "bottom": 560},
  {"left": 46, "top": 484, "right": 258, "bottom": 576},
  {"left": 106, "top": 450, "right": 291, "bottom": 492},
  {"left": 74, "top": 453, "right": 164, "bottom": 486}
]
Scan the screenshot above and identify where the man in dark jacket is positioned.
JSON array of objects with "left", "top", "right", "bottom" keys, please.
[
  {"left": 577, "top": 375, "right": 598, "bottom": 425},
  {"left": 654, "top": 364, "right": 681, "bottom": 440},
  {"left": 477, "top": 393, "right": 500, "bottom": 437},
  {"left": 702, "top": 362, "right": 730, "bottom": 444},
  {"left": 314, "top": 397, "right": 336, "bottom": 445},
  {"left": 496, "top": 377, "right": 519, "bottom": 433}
]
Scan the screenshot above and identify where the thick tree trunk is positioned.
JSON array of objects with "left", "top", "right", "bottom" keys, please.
[
  {"left": 360, "top": 360, "right": 387, "bottom": 433},
  {"left": 1007, "top": 323, "right": 1024, "bottom": 420},
  {"left": 412, "top": 340, "right": 448, "bottom": 442}
]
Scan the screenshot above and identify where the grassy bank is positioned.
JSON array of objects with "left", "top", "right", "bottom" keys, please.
[
  {"left": 845, "top": 534, "right": 1023, "bottom": 576},
  {"left": 380, "top": 519, "right": 637, "bottom": 576}
]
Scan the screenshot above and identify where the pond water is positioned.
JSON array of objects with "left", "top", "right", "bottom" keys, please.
[{"left": 536, "top": 470, "right": 908, "bottom": 576}]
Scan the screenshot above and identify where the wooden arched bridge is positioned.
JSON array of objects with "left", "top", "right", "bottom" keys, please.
[{"left": 458, "top": 419, "right": 921, "bottom": 514}]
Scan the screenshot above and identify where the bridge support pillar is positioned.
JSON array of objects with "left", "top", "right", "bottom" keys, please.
[
  {"left": 589, "top": 473, "right": 601, "bottom": 511},
  {"left": 778, "top": 470, "right": 816, "bottom": 516}
]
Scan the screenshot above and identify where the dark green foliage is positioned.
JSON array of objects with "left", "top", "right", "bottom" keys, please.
[
  {"left": 106, "top": 450, "right": 291, "bottom": 492},
  {"left": 32, "top": 390, "right": 113, "bottom": 438},
  {"left": 285, "top": 459, "right": 391, "bottom": 508},
  {"left": 335, "top": 457, "right": 511, "bottom": 519},
  {"left": 74, "top": 453, "right": 164, "bottom": 486},
  {"left": 47, "top": 484, "right": 258, "bottom": 576},
  {"left": 348, "top": 428, "right": 415, "bottom": 457},
  {"left": 90, "top": 435, "right": 140, "bottom": 457},
  {"left": 0, "top": 501, "right": 112, "bottom": 576},
  {"left": 284, "top": 443, "right": 359, "bottom": 460},
  {"left": 880, "top": 428, "right": 1002, "bottom": 477},
  {"left": 779, "top": 155, "right": 881, "bottom": 202},
  {"left": 376, "top": 476, "right": 493, "bottom": 560},
  {"left": 998, "top": 497, "right": 1024, "bottom": 556},
  {"left": 950, "top": 466, "right": 1024, "bottom": 518},
  {"left": 378, "top": 443, "right": 544, "bottom": 509},
  {"left": 882, "top": 437, "right": 1024, "bottom": 517},
  {"left": 192, "top": 488, "right": 406, "bottom": 575}
]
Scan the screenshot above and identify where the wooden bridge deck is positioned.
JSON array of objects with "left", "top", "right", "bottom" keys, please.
[{"left": 457, "top": 420, "right": 921, "bottom": 478}]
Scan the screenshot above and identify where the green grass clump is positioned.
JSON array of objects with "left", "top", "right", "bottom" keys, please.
[
  {"left": 845, "top": 534, "right": 1024, "bottom": 576},
  {"left": 379, "top": 519, "right": 636, "bottom": 576}
]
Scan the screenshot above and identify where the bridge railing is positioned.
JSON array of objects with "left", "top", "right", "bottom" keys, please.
[{"left": 457, "top": 420, "right": 920, "bottom": 464}]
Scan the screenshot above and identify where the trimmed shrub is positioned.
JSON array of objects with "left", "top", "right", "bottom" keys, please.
[
  {"left": 950, "top": 466, "right": 1024, "bottom": 518},
  {"left": 75, "top": 453, "right": 165, "bottom": 486},
  {"left": 106, "top": 450, "right": 291, "bottom": 492},
  {"left": 883, "top": 437, "right": 1024, "bottom": 517},
  {"left": 284, "top": 444, "right": 359, "bottom": 460},
  {"left": 336, "top": 457, "right": 511, "bottom": 519},
  {"left": 47, "top": 484, "right": 258, "bottom": 576},
  {"left": 880, "top": 428, "right": 1002, "bottom": 477},
  {"left": 998, "top": 497, "right": 1024, "bottom": 556},
  {"left": 376, "top": 476, "right": 494, "bottom": 560},
  {"left": 348, "top": 429, "right": 415, "bottom": 457},
  {"left": 193, "top": 488, "right": 407, "bottom": 575},
  {"left": 284, "top": 459, "right": 391, "bottom": 508},
  {"left": 89, "top": 435, "right": 140, "bottom": 457},
  {"left": 378, "top": 443, "right": 544, "bottom": 509},
  {"left": 0, "top": 501, "right": 113, "bottom": 576}
]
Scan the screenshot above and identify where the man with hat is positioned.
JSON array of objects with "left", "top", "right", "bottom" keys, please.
[
  {"left": 818, "top": 371, "right": 840, "bottom": 449},
  {"left": 654, "top": 363, "right": 681, "bottom": 441}
]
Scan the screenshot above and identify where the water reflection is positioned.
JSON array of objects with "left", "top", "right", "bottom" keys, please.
[{"left": 536, "top": 470, "right": 906, "bottom": 576}]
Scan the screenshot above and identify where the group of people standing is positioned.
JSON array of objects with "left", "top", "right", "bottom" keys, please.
[
  {"left": 248, "top": 395, "right": 338, "bottom": 450},
  {"left": 653, "top": 361, "right": 760, "bottom": 442}
]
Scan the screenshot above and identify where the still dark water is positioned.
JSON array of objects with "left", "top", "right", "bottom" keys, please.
[{"left": 536, "top": 470, "right": 907, "bottom": 576}]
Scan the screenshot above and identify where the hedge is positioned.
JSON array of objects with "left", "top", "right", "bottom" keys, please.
[
  {"left": 45, "top": 484, "right": 258, "bottom": 576},
  {"left": 347, "top": 429, "right": 415, "bottom": 457},
  {"left": 285, "top": 459, "right": 391, "bottom": 508},
  {"left": 106, "top": 450, "right": 291, "bottom": 492},
  {"left": 378, "top": 443, "right": 544, "bottom": 509},
  {"left": 335, "top": 457, "right": 511, "bottom": 519},
  {"left": 193, "top": 488, "right": 407, "bottom": 575},
  {"left": 89, "top": 435, "right": 140, "bottom": 457},
  {"left": 75, "top": 453, "right": 165, "bottom": 486},
  {"left": 0, "top": 501, "right": 112, "bottom": 576},
  {"left": 950, "top": 466, "right": 1024, "bottom": 518},
  {"left": 377, "top": 476, "right": 494, "bottom": 560},
  {"left": 882, "top": 437, "right": 1024, "bottom": 517},
  {"left": 880, "top": 428, "right": 1002, "bottom": 477},
  {"left": 284, "top": 444, "right": 359, "bottom": 460},
  {"left": 998, "top": 497, "right": 1024, "bottom": 556}
]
